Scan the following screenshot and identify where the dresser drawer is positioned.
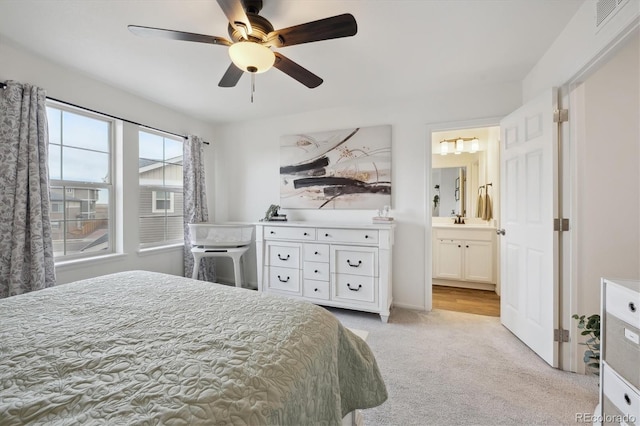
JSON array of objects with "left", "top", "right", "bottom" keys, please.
[
  {"left": 303, "top": 261, "right": 330, "bottom": 281},
  {"left": 602, "top": 363, "right": 640, "bottom": 424},
  {"left": 318, "top": 228, "right": 378, "bottom": 244},
  {"left": 267, "top": 242, "right": 300, "bottom": 268},
  {"left": 303, "top": 243, "right": 329, "bottom": 262},
  {"left": 602, "top": 394, "right": 632, "bottom": 425},
  {"left": 605, "top": 314, "right": 640, "bottom": 389},
  {"left": 303, "top": 279, "right": 330, "bottom": 301},
  {"left": 333, "top": 274, "right": 376, "bottom": 304},
  {"left": 266, "top": 266, "right": 300, "bottom": 293},
  {"left": 265, "top": 226, "right": 316, "bottom": 241},
  {"left": 332, "top": 246, "right": 377, "bottom": 277},
  {"left": 606, "top": 281, "right": 640, "bottom": 328}
]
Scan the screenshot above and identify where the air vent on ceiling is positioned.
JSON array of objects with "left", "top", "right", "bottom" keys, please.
[
  {"left": 596, "top": 0, "right": 630, "bottom": 29},
  {"left": 597, "top": 0, "right": 617, "bottom": 26}
]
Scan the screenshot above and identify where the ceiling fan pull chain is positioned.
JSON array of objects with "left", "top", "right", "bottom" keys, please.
[{"left": 251, "top": 72, "right": 255, "bottom": 103}]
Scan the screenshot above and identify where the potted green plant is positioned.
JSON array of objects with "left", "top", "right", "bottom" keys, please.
[{"left": 572, "top": 313, "right": 601, "bottom": 376}]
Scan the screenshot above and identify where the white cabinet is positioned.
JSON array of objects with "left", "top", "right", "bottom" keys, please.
[
  {"left": 255, "top": 222, "right": 395, "bottom": 322},
  {"left": 464, "top": 241, "right": 494, "bottom": 282},
  {"left": 600, "top": 278, "right": 640, "bottom": 424},
  {"left": 432, "top": 226, "right": 495, "bottom": 286}
]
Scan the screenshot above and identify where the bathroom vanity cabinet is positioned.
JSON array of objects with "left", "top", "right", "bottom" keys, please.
[
  {"left": 600, "top": 278, "right": 640, "bottom": 424},
  {"left": 254, "top": 222, "right": 395, "bottom": 322},
  {"left": 432, "top": 225, "right": 496, "bottom": 289}
]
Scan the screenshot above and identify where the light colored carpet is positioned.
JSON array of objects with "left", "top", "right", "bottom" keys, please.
[{"left": 329, "top": 307, "right": 599, "bottom": 426}]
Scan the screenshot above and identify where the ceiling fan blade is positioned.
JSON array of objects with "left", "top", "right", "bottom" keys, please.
[
  {"left": 273, "top": 53, "right": 323, "bottom": 89},
  {"left": 128, "top": 25, "right": 232, "bottom": 46},
  {"left": 216, "top": 0, "right": 252, "bottom": 39},
  {"left": 266, "top": 14, "right": 357, "bottom": 48},
  {"left": 218, "top": 63, "right": 244, "bottom": 87}
]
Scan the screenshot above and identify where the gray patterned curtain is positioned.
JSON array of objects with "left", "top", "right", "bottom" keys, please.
[
  {"left": 183, "top": 135, "right": 216, "bottom": 281},
  {"left": 0, "top": 81, "right": 56, "bottom": 298}
]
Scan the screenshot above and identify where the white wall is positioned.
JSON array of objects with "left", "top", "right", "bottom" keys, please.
[
  {"left": 212, "top": 83, "right": 522, "bottom": 310},
  {"left": 1, "top": 37, "right": 217, "bottom": 284},
  {"left": 575, "top": 32, "right": 640, "bottom": 317},
  {"left": 523, "top": 0, "right": 639, "bottom": 101}
]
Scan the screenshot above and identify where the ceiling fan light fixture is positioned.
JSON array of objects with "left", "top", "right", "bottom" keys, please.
[{"left": 229, "top": 41, "right": 275, "bottom": 73}]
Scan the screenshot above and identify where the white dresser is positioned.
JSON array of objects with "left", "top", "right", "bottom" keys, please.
[
  {"left": 600, "top": 278, "right": 640, "bottom": 425},
  {"left": 254, "top": 222, "right": 395, "bottom": 322}
]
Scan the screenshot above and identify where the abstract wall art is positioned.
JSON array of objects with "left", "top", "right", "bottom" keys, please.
[{"left": 280, "top": 125, "right": 392, "bottom": 209}]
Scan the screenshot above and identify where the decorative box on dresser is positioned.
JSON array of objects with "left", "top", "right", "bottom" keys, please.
[
  {"left": 255, "top": 222, "right": 395, "bottom": 322},
  {"left": 600, "top": 278, "right": 640, "bottom": 425}
]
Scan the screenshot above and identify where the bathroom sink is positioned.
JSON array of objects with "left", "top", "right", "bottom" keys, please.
[{"left": 188, "top": 223, "right": 254, "bottom": 247}]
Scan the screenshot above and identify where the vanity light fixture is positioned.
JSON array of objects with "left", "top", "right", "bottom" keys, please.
[
  {"left": 440, "top": 140, "right": 449, "bottom": 155},
  {"left": 455, "top": 138, "right": 464, "bottom": 155},
  {"left": 470, "top": 137, "right": 479, "bottom": 153},
  {"left": 439, "top": 137, "right": 480, "bottom": 156}
]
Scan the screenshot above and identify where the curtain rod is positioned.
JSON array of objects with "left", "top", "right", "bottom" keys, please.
[{"left": 1, "top": 81, "right": 209, "bottom": 145}]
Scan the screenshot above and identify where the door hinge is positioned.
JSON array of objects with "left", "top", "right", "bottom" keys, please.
[
  {"left": 553, "top": 218, "right": 570, "bottom": 231},
  {"left": 554, "top": 328, "right": 570, "bottom": 342},
  {"left": 553, "top": 109, "right": 569, "bottom": 123}
]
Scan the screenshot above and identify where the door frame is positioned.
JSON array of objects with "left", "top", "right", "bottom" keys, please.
[
  {"left": 424, "top": 116, "right": 503, "bottom": 312},
  {"left": 561, "top": 26, "right": 640, "bottom": 373}
]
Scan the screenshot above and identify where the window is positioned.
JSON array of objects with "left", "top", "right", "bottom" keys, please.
[
  {"left": 151, "top": 191, "right": 174, "bottom": 213},
  {"left": 138, "top": 130, "right": 183, "bottom": 247},
  {"left": 47, "top": 103, "right": 113, "bottom": 259}
]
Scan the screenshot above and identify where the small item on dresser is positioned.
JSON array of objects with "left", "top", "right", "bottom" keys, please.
[
  {"left": 260, "top": 204, "right": 288, "bottom": 221},
  {"left": 373, "top": 205, "right": 393, "bottom": 223},
  {"left": 372, "top": 216, "right": 394, "bottom": 223}
]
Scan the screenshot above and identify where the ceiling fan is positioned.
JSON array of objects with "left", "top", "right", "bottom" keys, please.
[{"left": 128, "top": 0, "right": 357, "bottom": 91}]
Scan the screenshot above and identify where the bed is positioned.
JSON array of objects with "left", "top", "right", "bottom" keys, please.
[{"left": 0, "top": 270, "right": 387, "bottom": 425}]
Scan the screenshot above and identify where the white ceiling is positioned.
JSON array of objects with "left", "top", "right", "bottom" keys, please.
[{"left": 0, "top": 0, "right": 584, "bottom": 125}]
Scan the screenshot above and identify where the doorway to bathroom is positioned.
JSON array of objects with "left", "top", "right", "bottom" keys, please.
[
  {"left": 429, "top": 124, "right": 501, "bottom": 316},
  {"left": 432, "top": 286, "right": 500, "bottom": 316}
]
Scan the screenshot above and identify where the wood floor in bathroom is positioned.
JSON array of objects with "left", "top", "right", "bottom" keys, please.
[{"left": 432, "top": 285, "right": 500, "bottom": 317}]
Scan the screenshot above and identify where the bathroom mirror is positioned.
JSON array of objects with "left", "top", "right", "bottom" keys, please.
[{"left": 432, "top": 167, "right": 466, "bottom": 217}]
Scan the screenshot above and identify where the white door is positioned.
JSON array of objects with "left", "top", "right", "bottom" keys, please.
[{"left": 499, "top": 88, "right": 559, "bottom": 367}]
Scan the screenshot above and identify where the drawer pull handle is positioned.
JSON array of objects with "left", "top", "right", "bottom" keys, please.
[
  {"left": 325, "top": 233, "right": 329, "bottom": 237},
  {"left": 303, "top": 232, "right": 309, "bottom": 236},
  {"left": 314, "top": 288, "right": 319, "bottom": 292},
  {"left": 314, "top": 251, "right": 319, "bottom": 255},
  {"left": 278, "top": 254, "right": 290, "bottom": 261},
  {"left": 347, "top": 283, "right": 362, "bottom": 291},
  {"left": 630, "top": 302, "right": 637, "bottom": 313},
  {"left": 270, "top": 231, "right": 275, "bottom": 234},
  {"left": 314, "top": 269, "right": 319, "bottom": 273},
  {"left": 365, "top": 235, "right": 369, "bottom": 239},
  {"left": 347, "top": 259, "right": 362, "bottom": 267},
  {"left": 277, "top": 275, "right": 290, "bottom": 283},
  {"left": 624, "top": 393, "right": 631, "bottom": 405}
]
